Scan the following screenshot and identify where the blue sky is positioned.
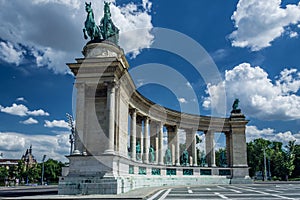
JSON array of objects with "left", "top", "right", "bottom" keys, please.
[{"left": 0, "top": 0, "right": 300, "bottom": 161}]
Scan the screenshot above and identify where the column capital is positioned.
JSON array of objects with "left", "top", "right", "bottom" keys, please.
[
  {"left": 143, "top": 116, "right": 150, "bottom": 122},
  {"left": 165, "top": 125, "right": 177, "bottom": 132},
  {"left": 104, "top": 81, "right": 120, "bottom": 90},
  {"left": 129, "top": 108, "right": 137, "bottom": 115},
  {"left": 74, "top": 82, "right": 86, "bottom": 89}
]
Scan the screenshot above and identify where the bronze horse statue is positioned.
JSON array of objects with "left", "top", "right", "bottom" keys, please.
[
  {"left": 83, "top": 2, "right": 101, "bottom": 41},
  {"left": 83, "top": 2, "right": 119, "bottom": 44}
]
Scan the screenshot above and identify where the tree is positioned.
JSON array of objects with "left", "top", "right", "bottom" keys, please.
[
  {"left": 292, "top": 144, "right": 300, "bottom": 178},
  {"left": 283, "top": 140, "right": 295, "bottom": 181},
  {"left": 42, "top": 159, "right": 65, "bottom": 183},
  {"left": 215, "top": 148, "right": 226, "bottom": 167},
  {"left": 247, "top": 138, "right": 271, "bottom": 178},
  {"left": 0, "top": 166, "right": 8, "bottom": 185}
]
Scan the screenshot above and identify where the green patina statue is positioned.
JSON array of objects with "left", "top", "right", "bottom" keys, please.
[
  {"left": 149, "top": 145, "right": 155, "bottom": 163},
  {"left": 181, "top": 149, "right": 189, "bottom": 166},
  {"left": 100, "top": 2, "right": 119, "bottom": 44},
  {"left": 219, "top": 151, "right": 227, "bottom": 167},
  {"left": 164, "top": 147, "right": 172, "bottom": 165},
  {"left": 231, "top": 98, "right": 241, "bottom": 113},
  {"left": 83, "top": 2, "right": 101, "bottom": 41},
  {"left": 199, "top": 151, "right": 206, "bottom": 167},
  {"left": 232, "top": 98, "right": 239, "bottom": 110},
  {"left": 83, "top": 2, "right": 119, "bottom": 45},
  {"left": 136, "top": 142, "right": 141, "bottom": 160}
]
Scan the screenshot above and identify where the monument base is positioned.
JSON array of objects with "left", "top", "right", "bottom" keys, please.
[{"left": 59, "top": 175, "right": 232, "bottom": 195}]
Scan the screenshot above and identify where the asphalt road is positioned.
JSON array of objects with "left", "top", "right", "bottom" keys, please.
[
  {"left": 0, "top": 185, "right": 57, "bottom": 197},
  {"left": 147, "top": 184, "right": 300, "bottom": 200}
]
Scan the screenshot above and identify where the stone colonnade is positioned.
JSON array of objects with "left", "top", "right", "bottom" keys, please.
[{"left": 61, "top": 43, "right": 250, "bottom": 196}]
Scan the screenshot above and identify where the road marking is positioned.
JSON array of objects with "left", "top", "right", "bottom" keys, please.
[
  {"left": 188, "top": 189, "right": 193, "bottom": 193},
  {"left": 158, "top": 188, "right": 172, "bottom": 200},
  {"left": 206, "top": 188, "right": 211, "bottom": 191},
  {"left": 229, "top": 186, "right": 295, "bottom": 200},
  {"left": 214, "top": 192, "right": 229, "bottom": 199},
  {"left": 147, "top": 189, "right": 165, "bottom": 200},
  {"left": 265, "top": 189, "right": 282, "bottom": 193},
  {"left": 217, "top": 185, "right": 241, "bottom": 194},
  {"left": 229, "top": 189, "right": 242, "bottom": 193}
]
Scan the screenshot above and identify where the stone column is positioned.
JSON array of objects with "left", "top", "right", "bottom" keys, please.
[
  {"left": 155, "top": 137, "right": 159, "bottom": 164},
  {"left": 166, "top": 126, "right": 176, "bottom": 165},
  {"left": 130, "top": 109, "right": 137, "bottom": 161},
  {"left": 205, "top": 130, "right": 216, "bottom": 167},
  {"left": 74, "top": 83, "right": 85, "bottom": 154},
  {"left": 175, "top": 126, "right": 180, "bottom": 166},
  {"left": 143, "top": 117, "right": 149, "bottom": 164},
  {"left": 158, "top": 122, "right": 164, "bottom": 165},
  {"left": 225, "top": 132, "right": 232, "bottom": 167},
  {"left": 171, "top": 144, "right": 175, "bottom": 165},
  {"left": 136, "top": 117, "right": 143, "bottom": 162},
  {"left": 229, "top": 114, "right": 248, "bottom": 168},
  {"left": 185, "top": 129, "right": 193, "bottom": 164},
  {"left": 192, "top": 131, "right": 198, "bottom": 166},
  {"left": 229, "top": 112, "right": 250, "bottom": 181},
  {"left": 105, "top": 82, "right": 115, "bottom": 154},
  {"left": 150, "top": 121, "right": 158, "bottom": 163}
]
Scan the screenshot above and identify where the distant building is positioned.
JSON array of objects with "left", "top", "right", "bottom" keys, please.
[
  {"left": 0, "top": 158, "right": 19, "bottom": 169},
  {"left": 0, "top": 145, "right": 37, "bottom": 170},
  {"left": 21, "top": 145, "right": 37, "bottom": 169}
]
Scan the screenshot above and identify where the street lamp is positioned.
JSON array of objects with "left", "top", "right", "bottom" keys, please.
[
  {"left": 41, "top": 155, "right": 46, "bottom": 185},
  {"left": 263, "top": 148, "right": 267, "bottom": 181},
  {"left": 66, "top": 113, "right": 75, "bottom": 155}
]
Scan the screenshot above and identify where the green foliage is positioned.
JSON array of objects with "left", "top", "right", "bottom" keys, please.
[
  {"left": 247, "top": 138, "right": 298, "bottom": 181},
  {"left": 247, "top": 138, "right": 271, "bottom": 177},
  {"left": 292, "top": 144, "right": 300, "bottom": 177},
  {"left": 0, "top": 166, "right": 8, "bottom": 182},
  {"left": 215, "top": 148, "right": 226, "bottom": 167},
  {"left": 0, "top": 158, "right": 65, "bottom": 185},
  {"left": 42, "top": 158, "right": 65, "bottom": 183}
]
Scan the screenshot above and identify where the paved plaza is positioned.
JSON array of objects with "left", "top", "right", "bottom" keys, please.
[{"left": 147, "top": 184, "right": 300, "bottom": 200}]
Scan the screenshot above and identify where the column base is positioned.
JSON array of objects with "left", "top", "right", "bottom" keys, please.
[{"left": 104, "top": 149, "right": 115, "bottom": 155}]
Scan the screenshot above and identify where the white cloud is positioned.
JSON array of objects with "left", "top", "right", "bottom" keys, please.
[
  {"left": 203, "top": 63, "right": 300, "bottom": 120},
  {"left": 28, "top": 109, "right": 50, "bottom": 116},
  {"left": 230, "top": 0, "right": 300, "bottom": 51},
  {"left": 0, "top": 131, "right": 69, "bottom": 162},
  {"left": 0, "top": 103, "right": 28, "bottom": 116},
  {"left": 20, "top": 117, "right": 39, "bottom": 125},
  {"left": 178, "top": 97, "right": 188, "bottom": 104},
  {"left": 246, "top": 125, "right": 299, "bottom": 145},
  {"left": 0, "top": 0, "right": 153, "bottom": 73},
  {"left": 289, "top": 31, "right": 298, "bottom": 38},
  {"left": 44, "top": 120, "right": 69, "bottom": 129},
  {"left": 0, "top": 103, "right": 50, "bottom": 117},
  {"left": 111, "top": 1, "right": 154, "bottom": 58},
  {"left": 0, "top": 41, "right": 25, "bottom": 65},
  {"left": 16, "top": 97, "right": 26, "bottom": 102}
]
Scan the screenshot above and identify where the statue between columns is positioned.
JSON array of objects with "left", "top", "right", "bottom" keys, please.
[
  {"left": 181, "top": 149, "right": 189, "bottom": 166},
  {"left": 164, "top": 147, "right": 172, "bottom": 165},
  {"left": 149, "top": 145, "right": 155, "bottom": 163},
  {"left": 136, "top": 142, "right": 141, "bottom": 161}
]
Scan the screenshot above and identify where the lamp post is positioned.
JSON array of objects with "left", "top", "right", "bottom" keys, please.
[
  {"left": 263, "top": 148, "right": 267, "bottom": 181},
  {"left": 41, "top": 155, "right": 46, "bottom": 185},
  {"left": 66, "top": 113, "right": 75, "bottom": 155}
]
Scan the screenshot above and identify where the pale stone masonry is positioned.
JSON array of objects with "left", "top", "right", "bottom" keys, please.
[{"left": 58, "top": 42, "right": 251, "bottom": 195}]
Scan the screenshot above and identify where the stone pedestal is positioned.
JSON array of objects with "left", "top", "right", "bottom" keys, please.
[{"left": 228, "top": 112, "right": 251, "bottom": 183}]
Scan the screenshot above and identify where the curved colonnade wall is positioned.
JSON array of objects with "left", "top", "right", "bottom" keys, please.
[{"left": 58, "top": 42, "right": 251, "bottom": 195}]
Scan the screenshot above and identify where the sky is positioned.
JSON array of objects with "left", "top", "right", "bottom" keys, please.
[{"left": 0, "top": 0, "right": 300, "bottom": 162}]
